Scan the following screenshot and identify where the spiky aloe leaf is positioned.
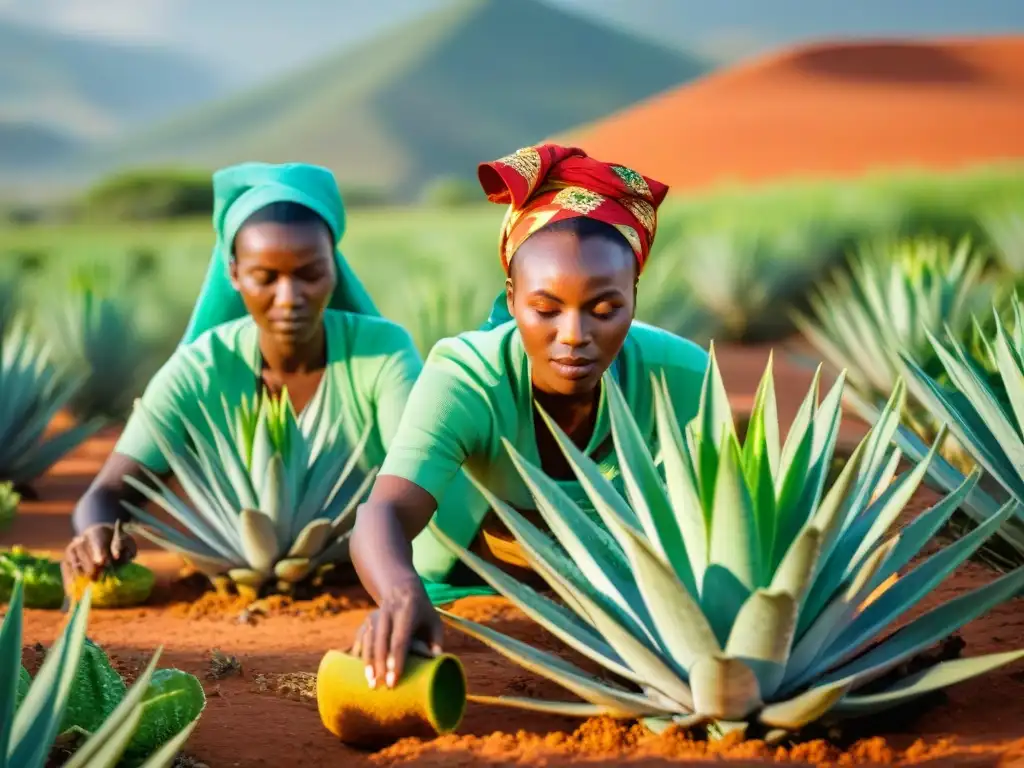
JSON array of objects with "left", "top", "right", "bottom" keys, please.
[
  {"left": 0, "top": 319, "right": 104, "bottom": 485},
  {"left": 435, "top": 353, "right": 1024, "bottom": 737},
  {"left": 827, "top": 650, "right": 1024, "bottom": 718},
  {"left": 0, "top": 576, "right": 26, "bottom": 761},
  {"left": 123, "top": 385, "right": 379, "bottom": 593},
  {"left": 443, "top": 612, "right": 672, "bottom": 718},
  {"left": 894, "top": 297, "right": 1024, "bottom": 566}
]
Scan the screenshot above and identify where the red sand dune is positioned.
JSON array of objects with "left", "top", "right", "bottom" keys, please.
[{"left": 561, "top": 35, "right": 1024, "bottom": 193}]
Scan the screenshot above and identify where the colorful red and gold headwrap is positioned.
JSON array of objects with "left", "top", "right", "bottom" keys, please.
[{"left": 477, "top": 144, "right": 670, "bottom": 275}]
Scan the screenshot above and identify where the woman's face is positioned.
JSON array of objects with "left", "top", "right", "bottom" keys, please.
[
  {"left": 507, "top": 227, "right": 636, "bottom": 397},
  {"left": 230, "top": 220, "right": 336, "bottom": 350}
]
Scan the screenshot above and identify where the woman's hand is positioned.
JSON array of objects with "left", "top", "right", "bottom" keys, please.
[
  {"left": 351, "top": 577, "right": 443, "bottom": 689},
  {"left": 61, "top": 521, "right": 137, "bottom": 588}
]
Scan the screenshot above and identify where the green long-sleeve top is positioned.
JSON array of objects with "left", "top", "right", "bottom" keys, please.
[
  {"left": 115, "top": 309, "right": 423, "bottom": 476},
  {"left": 382, "top": 319, "right": 711, "bottom": 584}
]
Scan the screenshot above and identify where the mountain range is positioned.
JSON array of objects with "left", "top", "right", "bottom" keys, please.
[
  {"left": 3, "top": 0, "right": 1023, "bottom": 195},
  {"left": 5, "top": 0, "right": 707, "bottom": 196}
]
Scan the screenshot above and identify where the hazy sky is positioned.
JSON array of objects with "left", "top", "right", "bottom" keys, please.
[
  {"left": 0, "top": 0, "right": 435, "bottom": 40},
  {"left": 4, "top": 0, "right": 1021, "bottom": 44},
  {"left": 3, "top": 0, "right": 1022, "bottom": 85}
]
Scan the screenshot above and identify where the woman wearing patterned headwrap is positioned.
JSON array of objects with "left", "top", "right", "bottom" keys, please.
[
  {"left": 62, "top": 161, "right": 426, "bottom": 584},
  {"left": 349, "top": 144, "right": 710, "bottom": 690}
]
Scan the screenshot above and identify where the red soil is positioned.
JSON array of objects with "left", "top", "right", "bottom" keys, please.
[
  {"left": 5, "top": 345, "right": 1024, "bottom": 766},
  {"left": 561, "top": 36, "right": 1024, "bottom": 193}
]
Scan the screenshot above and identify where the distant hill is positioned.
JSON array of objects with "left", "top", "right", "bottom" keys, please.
[
  {"left": 0, "top": 19, "right": 222, "bottom": 174},
  {"left": 560, "top": 36, "right": 1024, "bottom": 195},
  {"left": 65, "top": 0, "right": 709, "bottom": 199}
]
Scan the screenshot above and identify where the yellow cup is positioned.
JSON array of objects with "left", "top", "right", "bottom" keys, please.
[{"left": 317, "top": 649, "right": 467, "bottom": 747}]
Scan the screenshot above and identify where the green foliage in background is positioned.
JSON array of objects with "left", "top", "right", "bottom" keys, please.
[
  {"left": 37, "top": 264, "right": 151, "bottom": 422},
  {"left": 419, "top": 175, "right": 483, "bottom": 208},
  {"left": 4, "top": 163, "right": 1024, "bottom": 357},
  {"left": 78, "top": 169, "right": 215, "bottom": 222}
]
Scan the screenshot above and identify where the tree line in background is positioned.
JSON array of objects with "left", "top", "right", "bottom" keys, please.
[{"left": 3, "top": 169, "right": 486, "bottom": 225}]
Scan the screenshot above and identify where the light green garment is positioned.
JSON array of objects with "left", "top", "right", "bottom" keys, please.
[
  {"left": 115, "top": 310, "right": 422, "bottom": 476},
  {"left": 380, "top": 319, "right": 710, "bottom": 588},
  {"left": 180, "top": 161, "right": 379, "bottom": 345}
]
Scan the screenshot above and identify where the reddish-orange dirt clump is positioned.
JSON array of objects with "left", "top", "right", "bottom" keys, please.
[
  {"left": 5, "top": 345, "right": 1024, "bottom": 766},
  {"left": 560, "top": 36, "right": 1024, "bottom": 193}
]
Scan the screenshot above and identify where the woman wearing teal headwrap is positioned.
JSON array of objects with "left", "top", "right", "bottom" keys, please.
[
  {"left": 179, "top": 161, "right": 381, "bottom": 342},
  {"left": 62, "top": 162, "right": 424, "bottom": 582}
]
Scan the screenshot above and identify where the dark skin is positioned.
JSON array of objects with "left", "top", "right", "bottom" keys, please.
[
  {"left": 62, "top": 219, "right": 338, "bottom": 590},
  {"left": 349, "top": 226, "right": 637, "bottom": 690}
]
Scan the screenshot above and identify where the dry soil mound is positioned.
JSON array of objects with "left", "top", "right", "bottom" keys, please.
[{"left": 561, "top": 35, "right": 1024, "bottom": 193}]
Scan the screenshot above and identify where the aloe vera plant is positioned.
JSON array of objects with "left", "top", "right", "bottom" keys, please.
[
  {"left": 793, "top": 235, "right": 999, "bottom": 472},
  {"left": 42, "top": 269, "right": 147, "bottom": 422},
  {"left": 633, "top": 256, "right": 714, "bottom": 345},
  {"left": 122, "top": 389, "right": 379, "bottom": 593},
  {"left": 0, "top": 319, "right": 105, "bottom": 486},
  {"left": 1, "top": 578, "right": 199, "bottom": 768},
  {"left": 980, "top": 208, "right": 1024, "bottom": 275},
  {"left": 890, "top": 297, "right": 1024, "bottom": 567},
  {"left": 432, "top": 349, "right": 1024, "bottom": 740},
  {"left": 667, "top": 226, "right": 830, "bottom": 343}
]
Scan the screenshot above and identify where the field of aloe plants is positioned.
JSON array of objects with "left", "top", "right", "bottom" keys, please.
[{"left": 2, "top": 163, "right": 1024, "bottom": 766}]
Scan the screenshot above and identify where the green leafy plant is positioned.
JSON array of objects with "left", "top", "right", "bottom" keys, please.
[
  {"left": 120, "top": 669, "right": 207, "bottom": 767},
  {"left": 0, "top": 548, "right": 64, "bottom": 609},
  {"left": 67, "top": 560, "right": 156, "bottom": 608},
  {"left": 0, "top": 319, "right": 105, "bottom": 487},
  {"left": 1, "top": 578, "right": 200, "bottom": 768},
  {"left": 42, "top": 266, "right": 148, "bottom": 422},
  {"left": 0, "top": 482, "right": 18, "bottom": 532},
  {"left": 431, "top": 349, "right": 1024, "bottom": 741},
  {"left": 122, "top": 389, "right": 378, "bottom": 595},
  {"left": 794, "top": 235, "right": 999, "bottom": 473},
  {"left": 60, "top": 638, "right": 128, "bottom": 735},
  {"left": 890, "top": 297, "right": 1024, "bottom": 568},
  {"left": 0, "top": 547, "right": 154, "bottom": 611}
]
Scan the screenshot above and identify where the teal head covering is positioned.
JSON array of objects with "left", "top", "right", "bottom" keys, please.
[{"left": 179, "top": 161, "right": 380, "bottom": 344}]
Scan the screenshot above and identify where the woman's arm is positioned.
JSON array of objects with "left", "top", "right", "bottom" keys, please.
[
  {"left": 71, "top": 453, "right": 161, "bottom": 533},
  {"left": 66, "top": 344, "right": 194, "bottom": 583},
  {"left": 349, "top": 475, "right": 438, "bottom": 602},
  {"left": 63, "top": 453, "right": 172, "bottom": 584},
  {"left": 349, "top": 476, "right": 446, "bottom": 691},
  {"left": 350, "top": 333, "right": 494, "bottom": 688}
]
